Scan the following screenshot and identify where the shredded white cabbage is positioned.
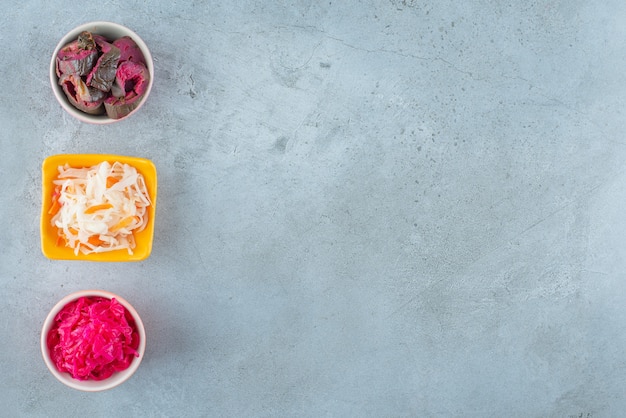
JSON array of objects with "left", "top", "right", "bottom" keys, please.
[{"left": 50, "top": 161, "right": 151, "bottom": 255}]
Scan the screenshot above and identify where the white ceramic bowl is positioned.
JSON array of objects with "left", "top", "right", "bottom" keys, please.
[
  {"left": 41, "top": 290, "right": 146, "bottom": 391},
  {"left": 50, "top": 21, "right": 154, "bottom": 124}
]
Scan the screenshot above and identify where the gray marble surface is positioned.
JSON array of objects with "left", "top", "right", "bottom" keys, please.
[{"left": 2, "top": 1, "right": 626, "bottom": 416}]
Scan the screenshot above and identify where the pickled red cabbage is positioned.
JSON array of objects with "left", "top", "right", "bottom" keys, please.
[{"left": 47, "top": 296, "right": 140, "bottom": 381}]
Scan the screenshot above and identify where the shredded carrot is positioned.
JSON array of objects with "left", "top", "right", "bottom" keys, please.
[
  {"left": 48, "top": 199, "right": 62, "bottom": 216},
  {"left": 55, "top": 235, "right": 65, "bottom": 247},
  {"left": 106, "top": 176, "right": 120, "bottom": 188},
  {"left": 84, "top": 203, "right": 113, "bottom": 214},
  {"left": 88, "top": 235, "right": 103, "bottom": 246},
  {"left": 110, "top": 216, "right": 135, "bottom": 232},
  {"left": 48, "top": 186, "right": 62, "bottom": 215}
]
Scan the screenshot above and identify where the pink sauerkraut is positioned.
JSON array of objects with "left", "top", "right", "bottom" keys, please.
[{"left": 46, "top": 296, "right": 140, "bottom": 381}]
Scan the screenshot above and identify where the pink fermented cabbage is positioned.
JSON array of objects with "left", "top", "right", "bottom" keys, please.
[{"left": 46, "top": 296, "right": 139, "bottom": 381}]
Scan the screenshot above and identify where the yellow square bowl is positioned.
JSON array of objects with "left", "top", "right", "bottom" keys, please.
[{"left": 41, "top": 154, "right": 157, "bottom": 261}]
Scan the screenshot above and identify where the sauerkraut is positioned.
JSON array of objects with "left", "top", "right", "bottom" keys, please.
[
  {"left": 46, "top": 296, "right": 139, "bottom": 380},
  {"left": 49, "top": 161, "right": 151, "bottom": 255}
]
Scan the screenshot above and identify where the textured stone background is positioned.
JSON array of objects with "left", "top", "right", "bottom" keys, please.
[{"left": 1, "top": 1, "right": 625, "bottom": 416}]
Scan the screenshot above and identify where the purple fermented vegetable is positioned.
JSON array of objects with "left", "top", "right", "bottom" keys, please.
[
  {"left": 113, "top": 36, "right": 146, "bottom": 65},
  {"left": 59, "top": 73, "right": 106, "bottom": 115},
  {"left": 86, "top": 37, "right": 121, "bottom": 92},
  {"left": 55, "top": 31, "right": 98, "bottom": 77},
  {"left": 104, "top": 61, "right": 150, "bottom": 119},
  {"left": 55, "top": 31, "right": 149, "bottom": 118}
]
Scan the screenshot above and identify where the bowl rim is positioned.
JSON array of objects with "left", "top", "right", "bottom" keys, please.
[
  {"left": 40, "top": 289, "right": 146, "bottom": 392},
  {"left": 50, "top": 21, "right": 154, "bottom": 124},
  {"left": 40, "top": 153, "right": 158, "bottom": 262}
]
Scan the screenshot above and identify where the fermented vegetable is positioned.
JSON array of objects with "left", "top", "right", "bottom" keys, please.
[
  {"left": 56, "top": 31, "right": 149, "bottom": 118},
  {"left": 46, "top": 296, "right": 139, "bottom": 381},
  {"left": 49, "top": 161, "right": 151, "bottom": 255}
]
